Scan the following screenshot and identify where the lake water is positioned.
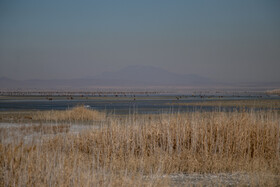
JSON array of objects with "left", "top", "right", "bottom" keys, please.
[{"left": 1, "top": 93, "right": 279, "bottom": 114}]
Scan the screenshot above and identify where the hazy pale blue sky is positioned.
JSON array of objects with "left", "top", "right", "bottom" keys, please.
[{"left": 0, "top": 0, "right": 279, "bottom": 82}]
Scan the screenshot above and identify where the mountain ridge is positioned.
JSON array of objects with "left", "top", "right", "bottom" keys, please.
[
  {"left": 1, "top": 65, "right": 279, "bottom": 89},
  {"left": 93, "top": 65, "right": 211, "bottom": 85},
  {"left": 0, "top": 66, "right": 212, "bottom": 88}
]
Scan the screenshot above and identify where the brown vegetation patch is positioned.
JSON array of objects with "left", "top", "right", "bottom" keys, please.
[
  {"left": 0, "top": 106, "right": 106, "bottom": 123},
  {"left": 34, "top": 106, "right": 106, "bottom": 122},
  {"left": 175, "top": 99, "right": 280, "bottom": 109},
  {"left": 267, "top": 89, "right": 280, "bottom": 95},
  {"left": 1, "top": 110, "right": 280, "bottom": 186}
]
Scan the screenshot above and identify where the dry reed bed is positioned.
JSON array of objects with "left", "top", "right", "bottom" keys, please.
[
  {"left": 0, "top": 124, "right": 70, "bottom": 145},
  {"left": 1, "top": 124, "right": 70, "bottom": 134},
  {"left": 73, "top": 111, "right": 280, "bottom": 174},
  {"left": 1, "top": 110, "right": 280, "bottom": 186},
  {"left": 267, "top": 89, "right": 280, "bottom": 95},
  {"left": 0, "top": 106, "right": 106, "bottom": 123},
  {"left": 33, "top": 106, "right": 106, "bottom": 122},
  {"left": 174, "top": 99, "right": 280, "bottom": 108}
]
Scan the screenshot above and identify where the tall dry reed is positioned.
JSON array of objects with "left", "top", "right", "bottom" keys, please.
[
  {"left": 1, "top": 110, "right": 280, "bottom": 186},
  {"left": 33, "top": 106, "right": 106, "bottom": 122}
]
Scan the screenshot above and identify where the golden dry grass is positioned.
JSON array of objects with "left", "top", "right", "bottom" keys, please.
[
  {"left": 0, "top": 106, "right": 106, "bottom": 123},
  {"left": 34, "top": 106, "right": 106, "bottom": 122},
  {"left": 1, "top": 110, "right": 280, "bottom": 186},
  {"left": 175, "top": 99, "right": 280, "bottom": 108},
  {"left": 267, "top": 89, "right": 280, "bottom": 95}
]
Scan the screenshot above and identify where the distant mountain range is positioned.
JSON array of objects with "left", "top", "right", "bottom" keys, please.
[
  {"left": 0, "top": 65, "right": 279, "bottom": 89},
  {"left": 93, "top": 65, "right": 212, "bottom": 86}
]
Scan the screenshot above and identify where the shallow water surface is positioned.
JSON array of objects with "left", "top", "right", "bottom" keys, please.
[{"left": 1, "top": 94, "right": 279, "bottom": 114}]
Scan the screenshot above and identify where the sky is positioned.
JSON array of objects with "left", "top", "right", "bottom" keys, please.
[{"left": 0, "top": 0, "right": 280, "bottom": 82}]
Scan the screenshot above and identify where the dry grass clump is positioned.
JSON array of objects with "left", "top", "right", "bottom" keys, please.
[
  {"left": 0, "top": 111, "right": 35, "bottom": 123},
  {"left": 0, "top": 124, "right": 70, "bottom": 144},
  {"left": 1, "top": 124, "right": 70, "bottom": 134},
  {"left": 175, "top": 99, "right": 280, "bottom": 108},
  {"left": 0, "top": 106, "right": 106, "bottom": 123},
  {"left": 73, "top": 111, "right": 280, "bottom": 174},
  {"left": 1, "top": 110, "right": 280, "bottom": 186},
  {"left": 33, "top": 106, "right": 106, "bottom": 122},
  {"left": 267, "top": 89, "right": 280, "bottom": 95},
  {"left": 0, "top": 139, "right": 169, "bottom": 186}
]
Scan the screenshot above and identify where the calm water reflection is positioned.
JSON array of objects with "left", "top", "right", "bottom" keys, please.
[{"left": 1, "top": 94, "right": 279, "bottom": 114}]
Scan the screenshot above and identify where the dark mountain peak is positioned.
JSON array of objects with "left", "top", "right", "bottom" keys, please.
[
  {"left": 0, "top": 76, "right": 14, "bottom": 81},
  {"left": 95, "top": 65, "right": 210, "bottom": 85},
  {"left": 98, "top": 65, "right": 167, "bottom": 77},
  {"left": 0, "top": 66, "right": 213, "bottom": 89},
  {"left": 120, "top": 65, "right": 166, "bottom": 72}
]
